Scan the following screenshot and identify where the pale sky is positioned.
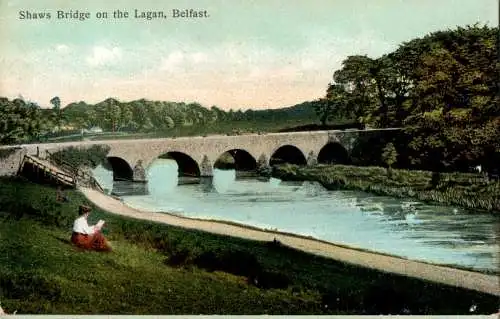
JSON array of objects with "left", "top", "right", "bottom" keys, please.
[{"left": 0, "top": 0, "right": 497, "bottom": 109}]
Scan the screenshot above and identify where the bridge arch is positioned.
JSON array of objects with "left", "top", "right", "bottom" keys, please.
[
  {"left": 318, "top": 142, "right": 350, "bottom": 165},
  {"left": 107, "top": 156, "right": 134, "bottom": 181},
  {"left": 158, "top": 151, "right": 200, "bottom": 177},
  {"left": 270, "top": 145, "right": 307, "bottom": 166},
  {"left": 214, "top": 149, "right": 257, "bottom": 171}
]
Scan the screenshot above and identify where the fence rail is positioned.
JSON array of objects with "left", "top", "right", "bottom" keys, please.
[
  {"left": 22, "top": 155, "right": 75, "bottom": 186},
  {"left": 45, "top": 151, "right": 104, "bottom": 193}
]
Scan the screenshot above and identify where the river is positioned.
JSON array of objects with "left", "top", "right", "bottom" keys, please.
[{"left": 92, "top": 159, "right": 499, "bottom": 273}]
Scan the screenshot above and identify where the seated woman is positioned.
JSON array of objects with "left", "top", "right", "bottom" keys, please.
[{"left": 71, "top": 205, "right": 111, "bottom": 252}]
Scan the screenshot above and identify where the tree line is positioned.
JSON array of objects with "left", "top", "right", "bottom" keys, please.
[
  {"left": 61, "top": 99, "right": 318, "bottom": 133},
  {"left": 314, "top": 24, "right": 499, "bottom": 173},
  {"left": 0, "top": 97, "right": 319, "bottom": 144},
  {"left": 1, "top": 24, "right": 497, "bottom": 173}
]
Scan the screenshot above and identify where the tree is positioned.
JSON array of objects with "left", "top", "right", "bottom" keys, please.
[
  {"left": 85, "top": 108, "right": 97, "bottom": 128},
  {"left": 381, "top": 142, "right": 398, "bottom": 177},
  {"left": 164, "top": 116, "right": 175, "bottom": 129},
  {"left": 119, "top": 105, "right": 134, "bottom": 131},
  {"left": 50, "top": 96, "right": 63, "bottom": 129},
  {"left": 314, "top": 84, "right": 349, "bottom": 126},
  {"left": 50, "top": 96, "right": 61, "bottom": 110},
  {"left": 333, "top": 55, "right": 379, "bottom": 124},
  {"left": 0, "top": 97, "right": 48, "bottom": 144},
  {"left": 312, "top": 98, "right": 333, "bottom": 126},
  {"left": 325, "top": 24, "right": 500, "bottom": 172},
  {"left": 103, "top": 98, "right": 121, "bottom": 132},
  {"left": 400, "top": 26, "right": 499, "bottom": 171}
]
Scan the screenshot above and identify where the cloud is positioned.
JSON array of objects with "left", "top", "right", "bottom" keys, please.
[
  {"left": 190, "top": 52, "right": 207, "bottom": 64},
  {"left": 55, "top": 44, "right": 70, "bottom": 54},
  {"left": 300, "top": 58, "right": 316, "bottom": 70},
  {"left": 86, "top": 46, "right": 122, "bottom": 67},
  {"left": 159, "top": 51, "right": 184, "bottom": 70}
]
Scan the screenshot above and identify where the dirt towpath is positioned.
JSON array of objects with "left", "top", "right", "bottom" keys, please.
[{"left": 80, "top": 187, "right": 499, "bottom": 297}]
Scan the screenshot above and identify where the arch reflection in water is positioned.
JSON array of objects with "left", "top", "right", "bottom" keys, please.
[
  {"left": 92, "top": 163, "right": 148, "bottom": 196},
  {"left": 212, "top": 169, "right": 287, "bottom": 196},
  {"left": 212, "top": 168, "right": 236, "bottom": 194},
  {"left": 93, "top": 160, "right": 499, "bottom": 272},
  {"left": 147, "top": 159, "right": 179, "bottom": 197}
]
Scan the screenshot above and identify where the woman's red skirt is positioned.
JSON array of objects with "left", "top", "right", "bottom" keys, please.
[{"left": 71, "top": 231, "right": 111, "bottom": 251}]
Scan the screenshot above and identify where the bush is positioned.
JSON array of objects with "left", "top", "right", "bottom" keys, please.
[
  {"left": 273, "top": 164, "right": 500, "bottom": 212},
  {"left": 49, "top": 144, "right": 110, "bottom": 169},
  {"left": 194, "top": 249, "right": 261, "bottom": 277}
]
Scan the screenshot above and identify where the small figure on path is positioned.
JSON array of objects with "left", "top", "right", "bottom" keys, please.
[
  {"left": 71, "top": 205, "right": 111, "bottom": 252},
  {"left": 56, "top": 186, "right": 69, "bottom": 202}
]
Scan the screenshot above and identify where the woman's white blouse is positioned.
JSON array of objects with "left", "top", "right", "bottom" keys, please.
[{"left": 73, "top": 216, "right": 96, "bottom": 235}]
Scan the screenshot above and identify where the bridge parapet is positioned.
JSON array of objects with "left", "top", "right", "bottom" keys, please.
[{"left": 2, "top": 128, "right": 401, "bottom": 180}]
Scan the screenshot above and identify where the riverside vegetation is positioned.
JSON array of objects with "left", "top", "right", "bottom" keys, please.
[
  {"left": 273, "top": 164, "right": 500, "bottom": 213},
  {"left": 47, "top": 145, "right": 111, "bottom": 170},
  {"left": 0, "top": 176, "right": 498, "bottom": 315}
]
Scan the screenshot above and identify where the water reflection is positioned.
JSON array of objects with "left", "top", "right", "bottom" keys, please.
[{"left": 92, "top": 159, "right": 500, "bottom": 272}]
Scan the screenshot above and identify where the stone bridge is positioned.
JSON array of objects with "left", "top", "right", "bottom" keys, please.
[{"left": 10, "top": 129, "right": 400, "bottom": 182}]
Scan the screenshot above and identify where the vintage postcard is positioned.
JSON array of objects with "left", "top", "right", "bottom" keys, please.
[{"left": 0, "top": 0, "right": 499, "bottom": 316}]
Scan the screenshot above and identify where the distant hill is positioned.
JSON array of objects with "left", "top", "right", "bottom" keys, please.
[
  {"left": 60, "top": 98, "right": 323, "bottom": 133},
  {"left": 243, "top": 101, "right": 318, "bottom": 121}
]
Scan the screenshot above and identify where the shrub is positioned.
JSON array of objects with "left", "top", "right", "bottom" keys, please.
[
  {"left": 49, "top": 145, "right": 110, "bottom": 169},
  {"left": 272, "top": 164, "right": 500, "bottom": 212},
  {"left": 194, "top": 249, "right": 261, "bottom": 277}
]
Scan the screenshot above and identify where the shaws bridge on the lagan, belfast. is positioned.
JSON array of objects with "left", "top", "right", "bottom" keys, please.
[{"left": 21, "top": 128, "right": 401, "bottom": 182}]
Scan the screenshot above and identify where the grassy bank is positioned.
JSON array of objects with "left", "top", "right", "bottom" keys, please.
[
  {"left": 0, "top": 177, "right": 498, "bottom": 315},
  {"left": 273, "top": 164, "right": 500, "bottom": 213}
]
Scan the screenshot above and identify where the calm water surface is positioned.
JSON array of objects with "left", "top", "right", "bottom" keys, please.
[{"left": 93, "top": 159, "right": 499, "bottom": 272}]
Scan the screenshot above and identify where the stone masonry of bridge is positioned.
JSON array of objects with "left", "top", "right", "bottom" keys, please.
[{"left": 2, "top": 129, "right": 399, "bottom": 181}]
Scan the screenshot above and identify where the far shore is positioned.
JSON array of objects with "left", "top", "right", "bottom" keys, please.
[{"left": 80, "top": 186, "right": 500, "bottom": 297}]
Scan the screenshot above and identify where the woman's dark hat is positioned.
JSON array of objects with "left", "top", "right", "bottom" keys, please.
[{"left": 79, "top": 205, "right": 92, "bottom": 214}]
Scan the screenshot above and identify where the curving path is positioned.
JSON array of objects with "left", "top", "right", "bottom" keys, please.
[{"left": 80, "top": 187, "right": 500, "bottom": 297}]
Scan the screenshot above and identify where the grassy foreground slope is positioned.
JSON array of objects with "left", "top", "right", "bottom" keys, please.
[{"left": 0, "top": 177, "right": 498, "bottom": 315}]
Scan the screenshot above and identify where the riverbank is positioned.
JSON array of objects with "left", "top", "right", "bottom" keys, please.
[
  {"left": 81, "top": 187, "right": 500, "bottom": 295},
  {"left": 272, "top": 164, "right": 500, "bottom": 213},
  {"left": 1, "top": 177, "right": 498, "bottom": 315}
]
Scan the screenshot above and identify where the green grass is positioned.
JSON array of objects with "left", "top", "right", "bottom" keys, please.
[
  {"left": 0, "top": 220, "right": 323, "bottom": 314},
  {"left": 0, "top": 176, "right": 498, "bottom": 315},
  {"left": 274, "top": 164, "right": 500, "bottom": 213}
]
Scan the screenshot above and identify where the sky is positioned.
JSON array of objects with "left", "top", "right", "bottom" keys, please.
[{"left": 0, "top": 0, "right": 497, "bottom": 110}]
